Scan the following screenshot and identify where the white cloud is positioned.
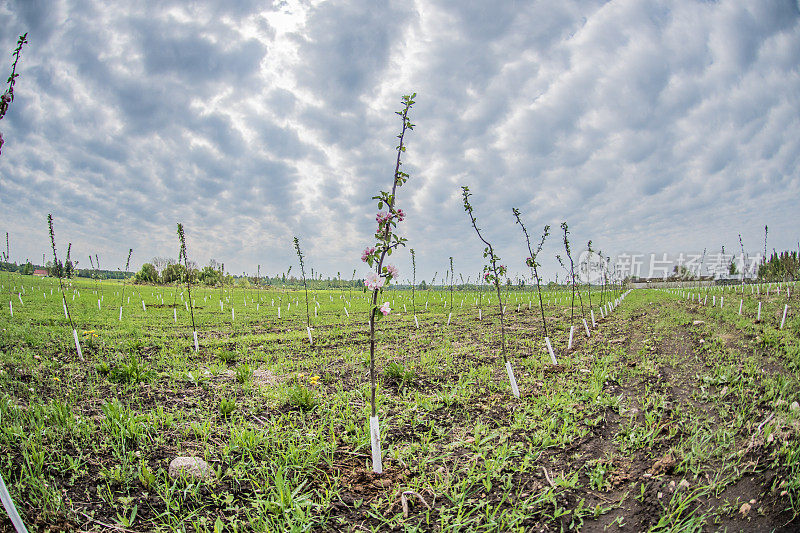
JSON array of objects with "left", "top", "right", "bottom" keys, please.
[{"left": 0, "top": 0, "right": 798, "bottom": 281}]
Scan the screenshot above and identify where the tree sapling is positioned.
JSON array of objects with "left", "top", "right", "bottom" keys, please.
[{"left": 462, "top": 186, "right": 518, "bottom": 397}]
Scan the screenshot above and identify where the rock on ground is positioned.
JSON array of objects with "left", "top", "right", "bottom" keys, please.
[{"left": 168, "top": 457, "right": 213, "bottom": 480}]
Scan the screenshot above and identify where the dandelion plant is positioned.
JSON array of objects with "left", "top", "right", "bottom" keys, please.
[
  {"left": 360, "top": 92, "right": 415, "bottom": 473},
  {"left": 177, "top": 223, "right": 198, "bottom": 352},
  {"left": 462, "top": 186, "right": 518, "bottom": 397},
  {"left": 48, "top": 214, "right": 83, "bottom": 361}
]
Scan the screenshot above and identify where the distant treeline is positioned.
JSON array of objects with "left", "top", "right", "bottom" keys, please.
[
  {"left": 759, "top": 250, "right": 799, "bottom": 282},
  {"left": 0, "top": 261, "right": 133, "bottom": 279}
]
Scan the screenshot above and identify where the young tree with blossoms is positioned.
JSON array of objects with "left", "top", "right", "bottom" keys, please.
[
  {"left": 0, "top": 33, "right": 27, "bottom": 156},
  {"left": 1, "top": 37, "right": 33, "bottom": 533},
  {"left": 360, "top": 93, "right": 415, "bottom": 474},
  {"left": 462, "top": 186, "right": 519, "bottom": 397}
]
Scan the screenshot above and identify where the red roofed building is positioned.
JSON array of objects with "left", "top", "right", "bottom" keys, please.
[{"left": 33, "top": 269, "right": 47, "bottom": 277}]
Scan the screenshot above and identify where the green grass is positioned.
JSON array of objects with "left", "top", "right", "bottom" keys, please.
[{"left": 0, "top": 273, "right": 798, "bottom": 531}]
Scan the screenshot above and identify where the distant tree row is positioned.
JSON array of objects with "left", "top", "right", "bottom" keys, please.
[
  {"left": 758, "top": 250, "right": 799, "bottom": 282},
  {"left": 0, "top": 260, "right": 132, "bottom": 279},
  {"left": 0, "top": 260, "right": 35, "bottom": 275}
]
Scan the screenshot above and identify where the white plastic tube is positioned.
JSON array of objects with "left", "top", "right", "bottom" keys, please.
[
  {"left": 370, "top": 416, "right": 383, "bottom": 474},
  {"left": 193, "top": 331, "right": 199, "bottom": 352},
  {"left": 73, "top": 329, "right": 84, "bottom": 361},
  {"left": 568, "top": 325, "right": 574, "bottom": 349},
  {"left": 505, "top": 361, "right": 520, "bottom": 398},
  {"left": 414, "top": 315, "right": 419, "bottom": 328},
  {"left": 0, "top": 470, "right": 27, "bottom": 533},
  {"left": 583, "top": 318, "right": 591, "bottom": 337},
  {"left": 545, "top": 337, "right": 557, "bottom": 365},
  {"left": 780, "top": 305, "right": 788, "bottom": 330}
]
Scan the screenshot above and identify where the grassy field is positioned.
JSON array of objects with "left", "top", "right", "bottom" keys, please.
[{"left": 1, "top": 273, "right": 799, "bottom": 531}]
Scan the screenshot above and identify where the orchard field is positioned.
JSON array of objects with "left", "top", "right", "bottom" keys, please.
[{"left": 1, "top": 273, "right": 799, "bottom": 532}]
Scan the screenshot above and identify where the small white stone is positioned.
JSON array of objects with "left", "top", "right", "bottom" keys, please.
[
  {"left": 168, "top": 457, "right": 213, "bottom": 480},
  {"left": 739, "top": 502, "right": 751, "bottom": 516},
  {"left": 791, "top": 401, "right": 800, "bottom": 412}
]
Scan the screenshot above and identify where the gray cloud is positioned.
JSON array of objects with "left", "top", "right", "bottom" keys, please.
[{"left": 0, "top": 0, "right": 798, "bottom": 281}]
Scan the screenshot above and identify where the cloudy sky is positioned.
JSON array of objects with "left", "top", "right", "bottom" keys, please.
[{"left": 1, "top": 0, "right": 798, "bottom": 282}]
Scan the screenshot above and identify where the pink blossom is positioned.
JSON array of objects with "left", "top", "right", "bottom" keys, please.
[
  {"left": 379, "top": 302, "right": 391, "bottom": 316},
  {"left": 376, "top": 211, "right": 391, "bottom": 223},
  {"left": 385, "top": 264, "right": 399, "bottom": 278},
  {"left": 365, "top": 271, "right": 385, "bottom": 290},
  {"left": 395, "top": 208, "right": 405, "bottom": 222},
  {"left": 361, "top": 246, "right": 375, "bottom": 262}
]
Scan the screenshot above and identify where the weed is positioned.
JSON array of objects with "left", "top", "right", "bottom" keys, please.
[
  {"left": 286, "top": 383, "right": 316, "bottom": 411},
  {"left": 219, "top": 397, "right": 236, "bottom": 418},
  {"left": 217, "top": 349, "right": 237, "bottom": 364},
  {"left": 384, "top": 361, "right": 417, "bottom": 385},
  {"left": 236, "top": 363, "right": 253, "bottom": 384}
]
